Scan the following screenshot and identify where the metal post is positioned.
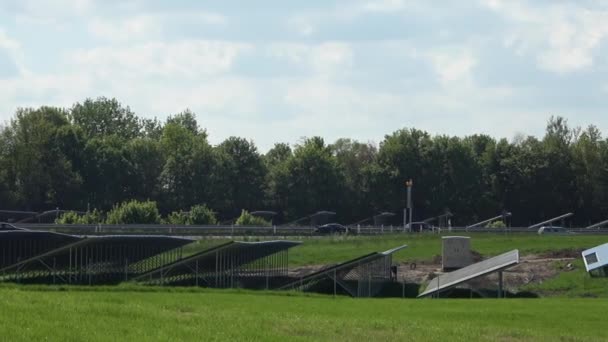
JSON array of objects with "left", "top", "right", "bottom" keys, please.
[
  {"left": 333, "top": 268, "right": 337, "bottom": 297},
  {"left": 88, "top": 258, "right": 92, "bottom": 286},
  {"left": 69, "top": 247, "right": 72, "bottom": 284},
  {"left": 498, "top": 271, "right": 503, "bottom": 298},
  {"left": 405, "top": 179, "right": 413, "bottom": 232},
  {"left": 265, "top": 257, "right": 269, "bottom": 290},
  {"left": 195, "top": 259, "right": 199, "bottom": 287}
]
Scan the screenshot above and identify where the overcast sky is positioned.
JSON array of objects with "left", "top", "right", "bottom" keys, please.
[{"left": 1, "top": 0, "right": 607, "bottom": 150}]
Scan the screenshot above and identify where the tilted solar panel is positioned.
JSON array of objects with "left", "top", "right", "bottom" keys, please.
[{"left": 418, "top": 249, "right": 519, "bottom": 297}]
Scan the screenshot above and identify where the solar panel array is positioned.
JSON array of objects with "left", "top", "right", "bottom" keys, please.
[
  {"left": 135, "top": 240, "right": 301, "bottom": 289},
  {"left": 0, "top": 229, "right": 305, "bottom": 289}
]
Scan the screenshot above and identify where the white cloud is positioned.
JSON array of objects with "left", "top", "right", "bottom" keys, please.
[
  {"left": 483, "top": 0, "right": 608, "bottom": 73},
  {"left": 89, "top": 15, "right": 162, "bottom": 42},
  {"left": 0, "top": 73, "right": 93, "bottom": 111},
  {"left": 9, "top": 0, "right": 93, "bottom": 28},
  {"left": 361, "top": 0, "right": 407, "bottom": 13},
  {"left": 428, "top": 50, "right": 477, "bottom": 84},
  {"left": 287, "top": 16, "right": 316, "bottom": 37},
  {"left": 0, "top": 29, "right": 20, "bottom": 52},
  {"left": 0, "top": 28, "right": 28, "bottom": 76},
  {"left": 269, "top": 42, "right": 353, "bottom": 76},
  {"left": 71, "top": 40, "right": 251, "bottom": 78},
  {"left": 88, "top": 11, "right": 226, "bottom": 42}
]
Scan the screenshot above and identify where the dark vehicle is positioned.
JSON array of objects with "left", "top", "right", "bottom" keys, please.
[
  {"left": 408, "top": 221, "right": 434, "bottom": 232},
  {"left": 315, "top": 223, "right": 349, "bottom": 234}
]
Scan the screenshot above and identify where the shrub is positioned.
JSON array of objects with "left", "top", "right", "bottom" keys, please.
[
  {"left": 487, "top": 220, "right": 507, "bottom": 228},
  {"left": 55, "top": 210, "right": 103, "bottom": 224},
  {"left": 164, "top": 211, "right": 189, "bottom": 225},
  {"left": 105, "top": 200, "right": 161, "bottom": 224},
  {"left": 188, "top": 205, "right": 218, "bottom": 225},
  {"left": 164, "top": 205, "right": 218, "bottom": 225},
  {"left": 235, "top": 210, "right": 271, "bottom": 226}
]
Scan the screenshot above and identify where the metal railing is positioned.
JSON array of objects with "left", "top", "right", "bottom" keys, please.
[{"left": 4, "top": 223, "right": 608, "bottom": 236}]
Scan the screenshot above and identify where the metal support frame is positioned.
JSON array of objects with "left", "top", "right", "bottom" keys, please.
[
  {"left": 134, "top": 241, "right": 300, "bottom": 290},
  {"left": 281, "top": 245, "right": 406, "bottom": 298}
]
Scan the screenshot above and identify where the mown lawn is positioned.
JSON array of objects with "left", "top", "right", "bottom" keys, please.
[
  {"left": 0, "top": 286, "right": 606, "bottom": 341},
  {"left": 182, "top": 233, "right": 608, "bottom": 266}
]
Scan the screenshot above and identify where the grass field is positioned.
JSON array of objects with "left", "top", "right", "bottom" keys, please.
[
  {"left": 183, "top": 233, "right": 608, "bottom": 266},
  {"left": 0, "top": 286, "right": 606, "bottom": 341},
  {"left": 523, "top": 259, "right": 608, "bottom": 297}
]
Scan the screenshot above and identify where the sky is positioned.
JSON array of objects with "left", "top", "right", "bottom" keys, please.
[{"left": 0, "top": 0, "right": 607, "bottom": 151}]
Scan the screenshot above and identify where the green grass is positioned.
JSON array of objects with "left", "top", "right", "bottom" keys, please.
[
  {"left": 0, "top": 286, "right": 606, "bottom": 341},
  {"left": 183, "top": 233, "right": 608, "bottom": 266},
  {"left": 523, "top": 259, "right": 608, "bottom": 297},
  {"left": 290, "top": 233, "right": 608, "bottom": 266}
]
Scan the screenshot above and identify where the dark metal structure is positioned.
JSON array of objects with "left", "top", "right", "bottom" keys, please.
[
  {"left": 466, "top": 212, "right": 512, "bottom": 229},
  {"left": 373, "top": 212, "right": 396, "bottom": 227},
  {"left": 280, "top": 245, "right": 407, "bottom": 297},
  {"left": 135, "top": 240, "right": 301, "bottom": 289},
  {"left": 585, "top": 219, "right": 608, "bottom": 230},
  {"left": 528, "top": 213, "right": 573, "bottom": 229},
  {"left": 0, "top": 230, "right": 81, "bottom": 269},
  {"left": 0, "top": 235, "right": 192, "bottom": 285}
]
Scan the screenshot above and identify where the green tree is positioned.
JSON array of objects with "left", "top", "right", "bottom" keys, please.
[
  {"left": 82, "top": 135, "right": 132, "bottom": 209},
  {"left": 126, "top": 138, "right": 164, "bottom": 201},
  {"left": 70, "top": 97, "right": 143, "bottom": 139},
  {"left": 279, "top": 137, "right": 345, "bottom": 220},
  {"left": 159, "top": 122, "right": 215, "bottom": 212},
  {"left": 3, "top": 107, "right": 83, "bottom": 210},
  {"left": 331, "top": 138, "right": 377, "bottom": 223},
  {"left": 213, "top": 137, "right": 266, "bottom": 217}
]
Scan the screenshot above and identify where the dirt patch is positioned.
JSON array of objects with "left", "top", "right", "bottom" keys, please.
[
  {"left": 399, "top": 252, "right": 579, "bottom": 292},
  {"left": 538, "top": 248, "right": 582, "bottom": 259},
  {"left": 290, "top": 250, "right": 580, "bottom": 294}
]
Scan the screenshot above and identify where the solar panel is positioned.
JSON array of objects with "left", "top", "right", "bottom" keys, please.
[{"left": 418, "top": 249, "right": 519, "bottom": 297}]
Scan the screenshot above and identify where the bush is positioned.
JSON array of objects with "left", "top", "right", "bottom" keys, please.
[
  {"left": 164, "top": 211, "right": 189, "bottom": 225},
  {"left": 105, "top": 200, "right": 161, "bottom": 224},
  {"left": 188, "top": 205, "right": 218, "bottom": 225},
  {"left": 164, "top": 205, "right": 218, "bottom": 225},
  {"left": 235, "top": 210, "right": 271, "bottom": 227},
  {"left": 487, "top": 220, "right": 507, "bottom": 228},
  {"left": 55, "top": 210, "right": 103, "bottom": 224}
]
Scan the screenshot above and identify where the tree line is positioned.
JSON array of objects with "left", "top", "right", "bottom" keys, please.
[{"left": 1, "top": 97, "right": 607, "bottom": 227}]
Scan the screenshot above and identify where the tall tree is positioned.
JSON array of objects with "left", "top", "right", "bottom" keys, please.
[
  {"left": 3, "top": 107, "right": 83, "bottom": 210},
  {"left": 70, "top": 97, "right": 143, "bottom": 139},
  {"left": 213, "top": 137, "right": 266, "bottom": 218},
  {"left": 279, "top": 137, "right": 345, "bottom": 220}
]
